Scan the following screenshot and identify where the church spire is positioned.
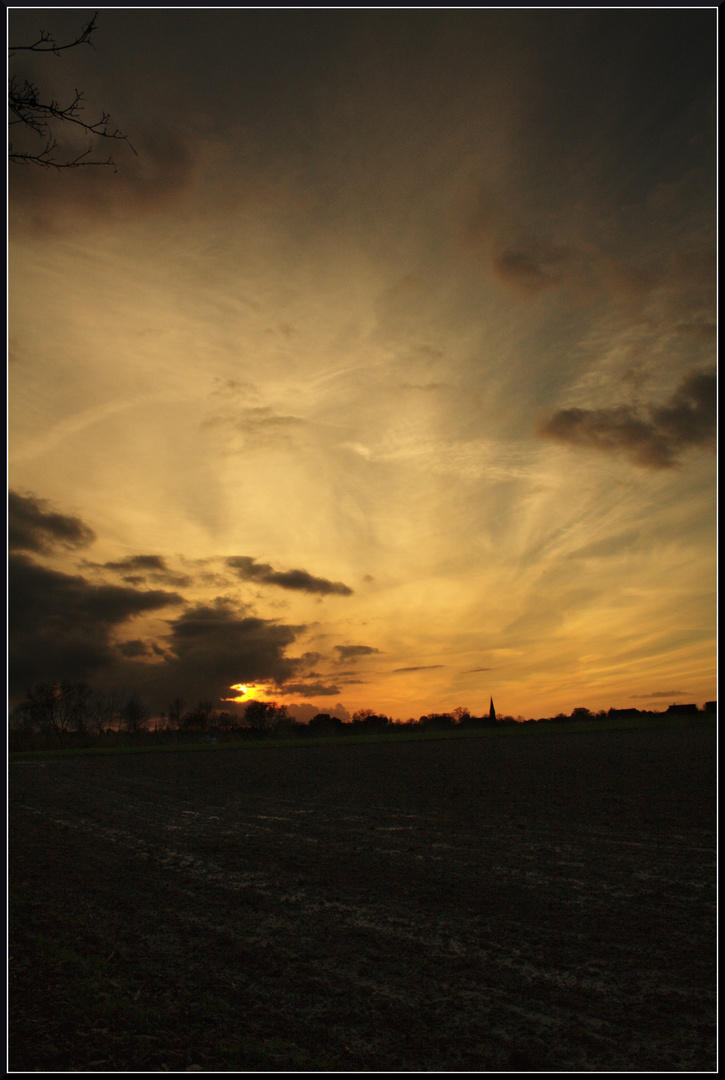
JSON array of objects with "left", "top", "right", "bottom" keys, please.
[{"left": 489, "top": 697, "right": 496, "bottom": 722}]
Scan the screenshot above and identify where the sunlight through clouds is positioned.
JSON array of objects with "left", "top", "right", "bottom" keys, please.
[{"left": 9, "top": 9, "right": 715, "bottom": 719}]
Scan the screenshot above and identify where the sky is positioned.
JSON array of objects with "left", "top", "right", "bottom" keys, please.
[{"left": 8, "top": 8, "right": 717, "bottom": 722}]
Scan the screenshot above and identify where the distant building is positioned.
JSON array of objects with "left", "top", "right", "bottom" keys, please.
[
  {"left": 666, "top": 703, "right": 700, "bottom": 715},
  {"left": 704, "top": 701, "right": 717, "bottom": 714},
  {"left": 489, "top": 697, "right": 496, "bottom": 722}
]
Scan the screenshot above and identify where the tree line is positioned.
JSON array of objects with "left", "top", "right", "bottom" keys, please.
[
  {"left": 9, "top": 681, "right": 512, "bottom": 751},
  {"left": 8, "top": 680, "right": 714, "bottom": 752}
]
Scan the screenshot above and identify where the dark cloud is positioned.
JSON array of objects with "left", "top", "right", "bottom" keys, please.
[
  {"left": 227, "top": 556, "right": 353, "bottom": 596},
  {"left": 537, "top": 369, "right": 715, "bottom": 468},
  {"left": 463, "top": 667, "right": 492, "bottom": 673},
  {"left": 334, "top": 645, "right": 381, "bottom": 661},
  {"left": 91, "top": 554, "right": 193, "bottom": 588},
  {"left": 649, "top": 370, "right": 716, "bottom": 450},
  {"left": 8, "top": 552, "right": 184, "bottom": 695},
  {"left": 538, "top": 406, "right": 671, "bottom": 467},
  {"left": 298, "top": 651, "right": 322, "bottom": 666},
  {"left": 155, "top": 599, "right": 303, "bottom": 706},
  {"left": 116, "top": 639, "right": 150, "bottom": 658},
  {"left": 393, "top": 665, "right": 444, "bottom": 673},
  {"left": 491, "top": 241, "right": 574, "bottom": 297},
  {"left": 8, "top": 532, "right": 313, "bottom": 710},
  {"left": 105, "top": 555, "right": 168, "bottom": 572},
  {"left": 277, "top": 681, "right": 342, "bottom": 697},
  {"left": 9, "top": 489, "right": 96, "bottom": 554}
]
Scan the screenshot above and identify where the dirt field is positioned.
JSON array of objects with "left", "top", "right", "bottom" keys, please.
[{"left": 9, "top": 722, "right": 716, "bottom": 1072}]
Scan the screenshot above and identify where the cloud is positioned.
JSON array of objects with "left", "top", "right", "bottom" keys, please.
[
  {"left": 674, "top": 322, "right": 716, "bottom": 341},
  {"left": 8, "top": 553, "right": 184, "bottom": 694},
  {"left": 393, "top": 665, "right": 444, "bottom": 673},
  {"left": 334, "top": 645, "right": 381, "bottom": 662},
  {"left": 9, "top": 489, "right": 96, "bottom": 554},
  {"left": 568, "top": 529, "right": 641, "bottom": 560},
  {"left": 537, "top": 368, "right": 715, "bottom": 468},
  {"left": 9, "top": 126, "right": 195, "bottom": 236},
  {"left": 155, "top": 599, "right": 303, "bottom": 705},
  {"left": 599, "top": 258, "right": 659, "bottom": 306},
  {"left": 599, "top": 249, "right": 716, "bottom": 321},
  {"left": 649, "top": 369, "right": 716, "bottom": 451},
  {"left": 399, "top": 382, "right": 447, "bottom": 393},
  {"left": 631, "top": 690, "right": 688, "bottom": 699},
  {"left": 227, "top": 556, "right": 353, "bottom": 596},
  {"left": 91, "top": 554, "right": 193, "bottom": 588},
  {"left": 491, "top": 240, "right": 574, "bottom": 297},
  {"left": 276, "top": 681, "right": 341, "bottom": 697},
  {"left": 286, "top": 702, "right": 351, "bottom": 724},
  {"left": 297, "top": 651, "right": 322, "bottom": 666},
  {"left": 116, "top": 639, "right": 151, "bottom": 658},
  {"left": 104, "top": 555, "right": 168, "bottom": 572},
  {"left": 203, "top": 406, "right": 308, "bottom": 453}
]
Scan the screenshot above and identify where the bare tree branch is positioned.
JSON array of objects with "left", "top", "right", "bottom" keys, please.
[
  {"left": 8, "top": 11, "right": 135, "bottom": 170},
  {"left": 9, "top": 12, "right": 98, "bottom": 56}
]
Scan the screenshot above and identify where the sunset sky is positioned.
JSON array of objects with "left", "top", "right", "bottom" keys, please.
[{"left": 8, "top": 8, "right": 717, "bottom": 722}]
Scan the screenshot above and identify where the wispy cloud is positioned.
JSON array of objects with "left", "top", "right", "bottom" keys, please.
[
  {"left": 631, "top": 690, "right": 688, "bottom": 699},
  {"left": 8, "top": 11, "right": 715, "bottom": 720},
  {"left": 204, "top": 406, "right": 308, "bottom": 453},
  {"left": 393, "top": 665, "right": 445, "bottom": 673}
]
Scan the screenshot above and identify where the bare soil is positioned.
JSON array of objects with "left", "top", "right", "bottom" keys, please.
[{"left": 9, "top": 722, "right": 716, "bottom": 1072}]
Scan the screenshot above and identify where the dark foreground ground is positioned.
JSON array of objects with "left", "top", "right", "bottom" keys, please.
[{"left": 10, "top": 722, "right": 716, "bottom": 1072}]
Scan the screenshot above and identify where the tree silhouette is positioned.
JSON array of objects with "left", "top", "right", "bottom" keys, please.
[
  {"left": 121, "top": 690, "right": 149, "bottom": 735},
  {"left": 244, "top": 699, "right": 288, "bottom": 733},
  {"left": 87, "top": 689, "right": 123, "bottom": 737},
  {"left": 351, "top": 710, "right": 390, "bottom": 730},
  {"left": 22, "top": 680, "right": 91, "bottom": 742},
  {"left": 9, "top": 11, "right": 134, "bottom": 169},
  {"left": 182, "top": 700, "right": 215, "bottom": 731},
  {"left": 167, "top": 698, "right": 186, "bottom": 732},
  {"left": 308, "top": 713, "right": 344, "bottom": 734}
]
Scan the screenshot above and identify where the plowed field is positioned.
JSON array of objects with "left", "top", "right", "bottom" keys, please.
[{"left": 9, "top": 722, "right": 716, "bottom": 1071}]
